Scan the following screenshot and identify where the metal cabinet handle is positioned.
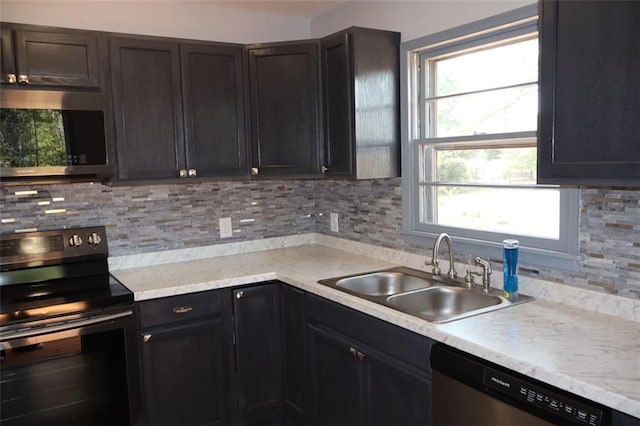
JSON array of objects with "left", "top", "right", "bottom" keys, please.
[
  {"left": 349, "top": 346, "right": 366, "bottom": 361},
  {"left": 17, "top": 74, "right": 29, "bottom": 84},
  {"left": 143, "top": 334, "right": 152, "bottom": 343},
  {"left": 173, "top": 306, "right": 192, "bottom": 314},
  {"left": 5, "top": 73, "right": 17, "bottom": 84},
  {"left": 188, "top": 169, "right": 197, "bottom": 177},
  {"left": 179, "top": 169, "right": 188, "bottom": 178},
  {"left": 321, "top": 166, "right": 328, "bottom": 173},
  {"left": 236, "top": 290, "right": 244, "bottom": 300},
  {"left": 251, "top": 167, "right": 259, "bottom": 176}
]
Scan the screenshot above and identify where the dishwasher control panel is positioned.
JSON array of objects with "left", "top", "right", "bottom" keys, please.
[{"left": 483, "top": 367, "right": 603, "bottom": 426}]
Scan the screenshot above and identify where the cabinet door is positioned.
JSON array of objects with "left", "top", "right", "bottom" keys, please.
[
  {"left": 110, "top": 37, "right": 185, "bottom": 180},
  {"left": 365, "top": 350, "right": 432, "bottom": 426},
  {"left": 321, "top": 32, "right": 354, "bottom": 176},
  {"left": 1, "top": 27, "right": 16, "bottom": 84},
  {"left": 140, "top": 318, "right": 229, "bottom": 426},
  {"left": 13, "top": 29, "right": 101, "bottom": 88},
  {"left": 538, "top": 1, "right": 640, "bottom": 185},
  {"left": 233, "top": 284, "right": 283, "bottom": 423},
  {"left": 307, "top": 324, "right": 365, "bottom": 426},
  {"left": 248, "top": 42, "right": 321, "bottom": 177},
  {"left": 281, "top": 285, "right": 308, "bottom": 424},
  {"left": 181, "top": 43, "right": 247, "bottom": 178}
]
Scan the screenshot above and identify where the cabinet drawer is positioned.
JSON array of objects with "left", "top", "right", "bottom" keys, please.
[
  {"left": 139, "top": 289, "right": 224, "bottom": 329},
  {"left": 307, "top": 293, "right": 433, "bottom": 373}
]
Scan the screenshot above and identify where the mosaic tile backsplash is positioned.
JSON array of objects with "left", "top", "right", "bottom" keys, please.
[
  {"left": 1, "top": 181, "right": 316, "bottom": 255},
  {"left": 1, "top": 179, "right": 639, "bottom": 299}
]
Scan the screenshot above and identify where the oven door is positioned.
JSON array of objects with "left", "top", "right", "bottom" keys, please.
[{"left": 0, "top": 307, "right": 139, "bottom": 426}]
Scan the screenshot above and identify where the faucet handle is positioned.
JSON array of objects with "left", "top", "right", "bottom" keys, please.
[
  {"left": 475, "top": 257, "right": 491, "bottom": 274},
  {"left": 464, "top": 269, "right": 476, "bottom": 288},
  {"left": 474, "top": 257, "right": 492, "bottom": 292}
]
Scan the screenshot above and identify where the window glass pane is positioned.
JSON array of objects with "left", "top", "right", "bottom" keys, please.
[
  {"left": 429, "top": 84, "right": 537, "bottom": 137},
  {"left": 434, "top": 37, "right": 538, "bottom": 97},
  {"left": 420, "top": 185, "right": 560, "bottom": 240},
  {"left": 434, "top": 146, "right": 537, "bottom": 184}
]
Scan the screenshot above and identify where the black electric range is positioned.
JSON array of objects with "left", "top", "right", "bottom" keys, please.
[
  {"left": 0, "top": 226, "right": 133, "bottom": 336},
  {"left": 0, "top": 226, "right": 140, "bottom": 425}
]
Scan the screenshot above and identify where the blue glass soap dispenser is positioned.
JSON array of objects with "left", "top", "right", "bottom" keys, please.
[{"left": 503, "top": 239, "right": 519, "bottom": 301}]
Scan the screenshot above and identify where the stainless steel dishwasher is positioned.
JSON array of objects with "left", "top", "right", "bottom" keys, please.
[{"left": 430, "top": 344, "right": 612, "bottom": 426}]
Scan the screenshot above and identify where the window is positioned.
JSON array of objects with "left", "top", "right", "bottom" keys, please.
[{"left": 402, "top": 5, "right": 579, "bottom": 270}]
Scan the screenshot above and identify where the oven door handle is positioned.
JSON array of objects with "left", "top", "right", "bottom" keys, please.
[{"left": 1, "top": 310, "right": 133, "bottom": 343}]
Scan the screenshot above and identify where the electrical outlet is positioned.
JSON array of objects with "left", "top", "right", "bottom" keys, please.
[
  {"left": 330, "top": 212, "right": 339, "bottom": 233},
  {"left": 219, "top": 217, "right": 232, "bottom": 238}
]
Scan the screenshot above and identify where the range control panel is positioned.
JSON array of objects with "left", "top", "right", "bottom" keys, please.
[
  {"left": 483, "top": 367, "right": 603, "bottom": 426},
  {"left": 1, "top": 226, "right": 108, "bottom": 271}
]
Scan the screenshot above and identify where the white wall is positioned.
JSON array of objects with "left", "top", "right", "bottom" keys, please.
[
  {"left": 0, "top": 1, "right": 311, "bottom": 43},
  {"left": 311, "top": 1, "right": 534, "bottom": 42},
  {"left": 1, "top": 1, "right": 536, "bottom": 44}
]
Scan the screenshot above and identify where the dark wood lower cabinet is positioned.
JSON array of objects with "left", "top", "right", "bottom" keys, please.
[
  {"left": 233, "top": 283, "right": 284, "bottom": 425},
  {"left": 137, "top": 283, "right": 433, "bottom": 426},
  {"left": 366, "top": 350, "right": 432, "bottom": 426},
  {"left": 140, "top": 318, "right": 230, "bottom": 426},
  {"left": 281, "top": 285, "right": 309, "bottom": 425},
  {"left": 138, "top": 289, "right": 233, "bottom": 426},
  {"left": 308, "top": 322, "right": 432, "bottom": 426},
  {"left": 308, "top": 324, "right": 366, "bottom": 426}
]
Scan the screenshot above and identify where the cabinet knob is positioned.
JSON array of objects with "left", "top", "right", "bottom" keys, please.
[
  {"left": 349, "top": 346, "right": 357, "bottom": 357},
  {"left": 251, "top": 167, "right": 259, "bottom": 176},
  {"left": 5, "top": 73, "right": 17, "bottom": 84},
  {"left": 356, "top": 350, "right": 366, "bottom": 362},
  {"left": 236, "top": 290, "right": 244, "bottom": 300},
  {"left": 143, "top": 334, "right": 152, "bottom": 343},
  {"left": 188, "top": 168, "right": 197, "bottom": 177},
  {"left": 17, "top": 74, "right": 29, "bottom": 84},
  {"left": 179, "top": 169, "right": 188, "bottom": 178},
  {"left": 321, "top": 166, "right": 328, "bottom": 173}
]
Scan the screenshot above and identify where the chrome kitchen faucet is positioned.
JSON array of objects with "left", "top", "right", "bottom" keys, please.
[{"left": 430, "top": 233, "right": 458, "bottom": 279}]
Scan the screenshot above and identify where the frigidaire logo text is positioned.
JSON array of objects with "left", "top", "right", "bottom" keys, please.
[{"left": 490, "top": 376, "right": 510, "bottom": 388}]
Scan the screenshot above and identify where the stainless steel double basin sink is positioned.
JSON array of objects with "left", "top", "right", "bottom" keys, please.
[{"left": 318, "top": 267, "right": 533, "bottom": 323}]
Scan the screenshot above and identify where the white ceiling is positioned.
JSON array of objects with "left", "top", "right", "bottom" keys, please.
[{"left": 206, "top": 1, "right": 347, "bottom": 18}]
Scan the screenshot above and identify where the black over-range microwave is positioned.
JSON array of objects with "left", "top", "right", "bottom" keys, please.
[{"left": 0, "top": 89, "right": 114, "bottom": 180}]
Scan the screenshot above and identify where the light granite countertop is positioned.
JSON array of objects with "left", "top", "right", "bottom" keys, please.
[{"left": 111, "top": 238, "right": 640, "bottom": 419}]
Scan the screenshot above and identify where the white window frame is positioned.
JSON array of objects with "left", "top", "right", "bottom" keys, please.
[{"left": 400, "top": 4, "right": 580, "bottom": 271}]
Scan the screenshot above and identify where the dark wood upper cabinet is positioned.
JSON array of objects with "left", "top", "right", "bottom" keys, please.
[
  {"left": 1, "top": 24, "right": 101, "bottom": 88},
  {"left": 110, "top": 37, "right": 185, "bottom": 180},
  {"left": 1, "top": 27, "right": 16, "bottom": 85},
  {"left": 110, "top": 36, "right": 247, "bottom": 182},
  {"left": 321, "top": 28, "right": 400, "bottom": 179},
  {"left": 180, "top": 43, "right": 248, "bottom": 178},
  {"left": 248, "top": 41, "right": 322, "bottom": 177},
  {"left": 538, "top": 0, "right": 640, "bottom": 185}
]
